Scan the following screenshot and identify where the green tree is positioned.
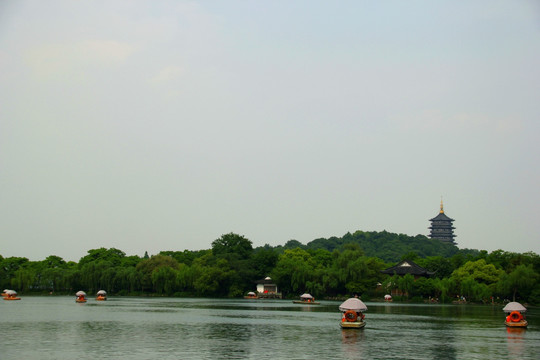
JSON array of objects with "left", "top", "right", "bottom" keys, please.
[
  {"left": 498, "top": 264, "right": 538, "bottom": 301},
  {"left": 417, "top": 256, "right": 454, "bottom": 279},
  {"left": 460, "top": 277, "right": 491, "bottom": 302},
  {"left": 136, "top": 255, "right": 180, "bottom": 292},
  {"left": 176, "top": 263, "right": 197, "bottom": 293},
  {"left": 0, "top": 257, "right": 30, "bottom": 290},
  {"left": 192, "top": 257, "right": 235, "bottom": 296},
  {"left": 450, "top": 259, "right": 502, "bottom": 301},
  {"left": 11, "top": 267, "right": 34, "bottom": 292},
  {"left": 115, "top": 266, "right": 140, "bottom": 294},
  {"left": 212, "top": 233, "right": 253, "bottom": 259},
  {"left": 272, "top": 248, "right": 315, "bottom": 295},
  {"left": 152, "top": 266, "right": 178, "bottom": 295},
  {"left": 451, "top": 259, "right": 503, "bottom": 285},
  {"left": 251, "top": 247, "right": 279, "bottom": 279},
  {"left": 410, "top": 277, "right": 436, "bottom": 298},
  {"left": 282, "top": 239, "right": 305, "bottom": 250},
  {"left": 398, "top": 274, "right": 415, "bottom": 299},
  {"left": 432, "top": 277, "right": 454, "bottom": 303},
  {"left": 79, "top": 248, "right": 126, "bottom": 268}
]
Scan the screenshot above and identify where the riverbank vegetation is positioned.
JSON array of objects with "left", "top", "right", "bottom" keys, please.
[{"left": 1, "top": 231, "right": 539, "bottom": 304}]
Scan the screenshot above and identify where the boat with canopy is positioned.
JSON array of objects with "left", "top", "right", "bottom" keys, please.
[
  {"left": 3, "top": 289, "right": 21, "bottom": 300},
  {"left": 503, "top": 302, "right": 528, "bottom": 328},
  {"left": 75, "top": 291, "right": 87, "bottom": 303},
  {"left": 96, "top": 290, "right": 107, "bottom": 301},
  {"left": 339, "top": 297, "right": 367, "bottom": 329},
  {"left": 293, "top": 293, "right": 320, "bottom": 305}
]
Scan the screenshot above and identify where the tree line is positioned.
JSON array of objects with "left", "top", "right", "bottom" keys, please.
[{"left": 1, "top": 231, "right": 539, "bottom": 304}]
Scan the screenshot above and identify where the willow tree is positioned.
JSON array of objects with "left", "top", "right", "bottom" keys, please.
[
  {"left": 499, "top": 264, "right": 538, "bottom": 301},
  {"left": 272, "top": 248, "right": 315, "bottom": 295}
]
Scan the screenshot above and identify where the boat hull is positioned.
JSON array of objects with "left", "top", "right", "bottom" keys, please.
[
  {"left": 340, "top": 321, "right": 366, "bottom": 329},
  {"left": 293, "top": 300, "right": 320, "bottom": 305},
  {"left": 3, "top": 297, "right": 21, "bottom": 300},
  {"left": 76, "top": 299, "right": 87, "bottom": 303},
  {"left": 505, "top": 320, "right": 528, "bottom": 328}
]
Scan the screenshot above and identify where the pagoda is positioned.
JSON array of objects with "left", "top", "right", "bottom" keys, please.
[{"left": 428, "top": 199, "right": 456, "bottom": 244}]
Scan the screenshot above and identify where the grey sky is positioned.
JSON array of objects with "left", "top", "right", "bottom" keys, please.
[{"left": 1, "top": 1, "right": 539, "bottom": 261}]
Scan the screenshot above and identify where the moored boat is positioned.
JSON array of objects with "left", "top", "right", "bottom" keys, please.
[
  {"left": 244, "top": 291, "right": 257, "bottom": 299},
  {"left": 75, "top": 291, "right": 87, "bottom": 303},
  {"left": 339, "top": 297, "right": 367, "bottom": 329},
  {"left": 292, "top": 293, "right": 320, "bottom": 305},
  {"left": 503, "top": 302, "right": 528, "bottom": 328},
  {"left": 96, "top": 290, "right": 107, "bottom": 301},
  {"left": 3, "top": 290, "right": 21, "bottom": 300}
]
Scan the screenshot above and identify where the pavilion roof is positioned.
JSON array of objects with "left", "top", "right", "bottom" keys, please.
[
  {"left": 381, "top": 260, "right": 435, "bottom": 276},
  {"left": 255, "top": 277, "right": 276, "bottom": 284}
]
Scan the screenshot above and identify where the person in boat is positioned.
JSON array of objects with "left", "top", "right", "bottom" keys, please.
[{"left": 342, "top": 310, "right": 365, "bottom": 322}]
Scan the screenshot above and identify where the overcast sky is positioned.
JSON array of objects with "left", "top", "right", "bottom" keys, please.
[{"left": 1, "top": 1, "right": 539, "bottom": 262}]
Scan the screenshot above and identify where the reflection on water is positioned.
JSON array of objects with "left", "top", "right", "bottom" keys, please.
[
  {"left": 506, "top": 327, "right": 526, "bottom": 359},
  {"left": 1, "top": 297, "right": 539, "bottom": 359},
  {"left": 341, "top": 329, "right": 366, "bottom": 358}
]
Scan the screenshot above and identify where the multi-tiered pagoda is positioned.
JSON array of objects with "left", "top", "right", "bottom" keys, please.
[{"left": 428, "top": 200, "right": 456, "bottom": 244}]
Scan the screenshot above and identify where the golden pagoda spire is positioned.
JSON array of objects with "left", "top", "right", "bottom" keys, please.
[{"left": 440, "top": 197, "right": 444, "bottom": 213}]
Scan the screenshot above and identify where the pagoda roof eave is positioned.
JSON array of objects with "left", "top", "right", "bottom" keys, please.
[{"left": 429, "top": 213, "right": 454, "bottom": 221}]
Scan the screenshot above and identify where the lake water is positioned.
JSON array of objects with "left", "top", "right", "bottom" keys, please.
[{"left": 2, "top": 296, "right": 539, "bottom": 359}]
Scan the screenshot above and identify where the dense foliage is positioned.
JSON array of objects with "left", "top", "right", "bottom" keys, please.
[
  {"left": 303, "top": 230, "right": 466, "bottom": 262},
  {"left": 1, "top": 231, "right": 539, "bottom": 304}
]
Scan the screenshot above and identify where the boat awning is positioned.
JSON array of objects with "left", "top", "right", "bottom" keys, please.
[
  {"left": 502, "top": 302, "right": 527, "bottom": 313},
  {"left": 300, "top": 293, "right": 313, "bottom": 299},
  {"left": 339, "top": 298, "right": 368, "bottom": 312}
]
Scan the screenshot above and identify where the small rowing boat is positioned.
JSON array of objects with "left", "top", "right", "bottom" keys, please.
[
  {"left": 3, "top": 290, "right": 21, "bottom": 300},
  {"left": 503, "top": 302, "right": 528, "bottom": 328},
  {"left": 339, "top": 297, "right": 367, "bottom": 329},
  {"left": 292, "top": 293, "right": 320, "bottom": 305},
  {"left": 75, "top": 290, "right": 87, "bottom": 303}
]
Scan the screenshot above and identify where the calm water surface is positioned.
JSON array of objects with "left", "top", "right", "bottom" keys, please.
[{"left": 2, "top": 296, "right": 539, "bottom": 359}]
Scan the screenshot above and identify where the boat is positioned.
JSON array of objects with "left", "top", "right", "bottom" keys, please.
[
  {"left": 292, "top": 293, "right": 320, "bottom": 305},
  {"left": 96, "top": 290, "right": 107, "bottom": 301},
  {"left": 75, "top": 291, "right": 87, "bottom": 303},
  {"left": 339, "top": 297, "right": 367, "bottom": 329},
  {"left": 503, "top": 302, "right": 528, "bottom": 328},
  {"left": 244, "top": 291, "right": 258, "bottom": 299},
  {"left": 384, "top": 294, "right": 392, "bottom": 302},
  {"left": 3, "top": 290, "right": 21, "bottom": 300}
]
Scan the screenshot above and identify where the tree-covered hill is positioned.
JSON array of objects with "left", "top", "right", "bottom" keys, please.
[{"left": 294, "top": 230, "right": 477, "bottom": 262}]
